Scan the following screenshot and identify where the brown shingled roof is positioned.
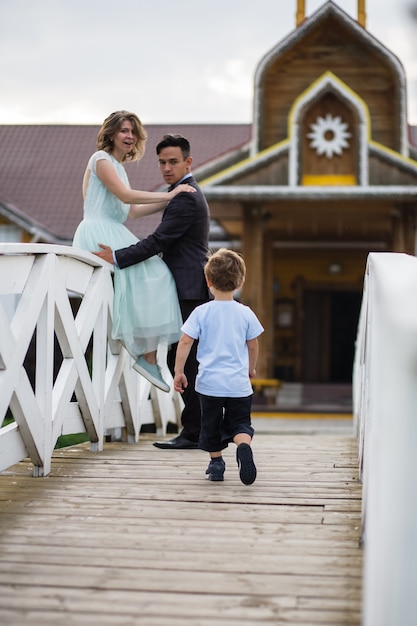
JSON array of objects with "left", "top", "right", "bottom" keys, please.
[{"left": 0, "top": 123, "right": 251, "bottom": 242}]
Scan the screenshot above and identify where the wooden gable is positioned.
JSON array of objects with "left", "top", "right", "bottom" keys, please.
[
  {"left": 254, "top": 1, "right": 407, "bottom": 156},
  {"left": 202, "top": 3, "right": 417, "bottom": 248},
  {"left": 301, "top": 91, "right": 358, "bottom": 185}
]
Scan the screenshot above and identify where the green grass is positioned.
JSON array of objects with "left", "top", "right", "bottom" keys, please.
[
  {"left": 1, "top": 414, "right": 14, "bottom": 428},
  {"left": 55, "top": 433, "right": 90, "bottom": 449},
  {"left": 2, "top": 414, "right": 89, "bottom": 449}
]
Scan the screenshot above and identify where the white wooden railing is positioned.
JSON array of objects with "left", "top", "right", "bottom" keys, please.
[
  {"left": 353, "top": 252, "right": 417, "bottom": 626},
  {"left": 0, "top": 244, "right": 182, "bottom": 477}
]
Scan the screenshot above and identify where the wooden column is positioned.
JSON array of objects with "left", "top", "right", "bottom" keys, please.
[
  {"left": 293, "top": 276, "right": 305, "bottom": 381},
  {"left": 403, "top": 207, "right": 417, "bottom": 255},
  {"left": 296, "top": 0, "right": 306, "bottom": 26},
  {"left": 391, "top": 206, "right": 417, "bottom": 254},
  {"left": 241, "top": 205, "right": 271, "bottom": 377},
  {"left": 263, "top": 232, "right": 275, "bottom": 376},
  {"left": 358, "top": 0, "right": 366, "bottom": 27},
  {"left": 391, "top": 208, "right": 405, "bottom": 252}
]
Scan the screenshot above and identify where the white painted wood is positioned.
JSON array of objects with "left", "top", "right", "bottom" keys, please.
[
  {"left": 353, "top": 252, "right": 417, "bottom": 626},
  {"left": 0, "top": 422, "right": 27, "bottom": 469},
  {"left": 0, "top": 254, "right": 35, "bottom": 294},
  {"left": 0, "top": 244, "right": 180, "bottom": 476}
]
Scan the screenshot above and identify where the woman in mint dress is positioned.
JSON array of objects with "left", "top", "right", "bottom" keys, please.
[{"left": 73, "top": 111, "right": 195, "bottom": 392}]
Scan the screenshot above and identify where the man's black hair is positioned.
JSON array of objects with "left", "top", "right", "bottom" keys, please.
[{"left": 156, "top": 134, "right": 190, "bottom": 159}]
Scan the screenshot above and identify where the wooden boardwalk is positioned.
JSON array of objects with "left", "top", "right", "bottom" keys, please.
[{"left": 0, "top": 431, "right": 362, "bottom": 625}]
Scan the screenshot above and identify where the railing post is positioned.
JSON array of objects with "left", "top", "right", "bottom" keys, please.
[
  {"left": 355, "top": 252, "right": 417, "bottom": 626},
  {"left": 32, "top": 254, "right": 55, "bottom": 476}
]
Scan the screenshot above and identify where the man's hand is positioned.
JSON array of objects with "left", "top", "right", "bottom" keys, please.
[{"left": 93, "top": 243, "right": 115, "bottom": 265}]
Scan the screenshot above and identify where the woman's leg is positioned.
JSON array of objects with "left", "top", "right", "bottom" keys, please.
[{"left": 142, "top": 351, "right": 157, "bottom": 364}]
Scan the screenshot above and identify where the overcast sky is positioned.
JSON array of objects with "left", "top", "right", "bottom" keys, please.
[{"left": 1, "top": 0, "right": 416, "bottom": 126}]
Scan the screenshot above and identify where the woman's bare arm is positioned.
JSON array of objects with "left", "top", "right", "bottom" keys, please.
[{"left": 96, "top": 158, "right": 194, "bottom": 205}]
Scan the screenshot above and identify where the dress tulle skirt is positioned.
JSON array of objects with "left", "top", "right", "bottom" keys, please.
[{"left": 73, "top": 219, "right": 182, "bottom": 356}]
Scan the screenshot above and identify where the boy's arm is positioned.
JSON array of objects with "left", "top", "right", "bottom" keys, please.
[
  {"left": 173, "top": 333, "right": 195, "bottom": 393},
  {"left": 247, "top": 337, "right": 259, "bottom": 378}
]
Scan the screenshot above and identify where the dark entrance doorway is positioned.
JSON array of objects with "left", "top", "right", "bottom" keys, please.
[{"left": 302, "top": 289, "right": 362, "bottom": 383}]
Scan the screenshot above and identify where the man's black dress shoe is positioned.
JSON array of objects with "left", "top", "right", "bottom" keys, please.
[{"left": 153, "top": 434, "right": 199, "bottom": 449}]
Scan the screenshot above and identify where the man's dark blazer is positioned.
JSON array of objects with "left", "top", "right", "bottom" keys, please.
[{"left": 115, "top": 177, "right": 210, "bottom": 302}]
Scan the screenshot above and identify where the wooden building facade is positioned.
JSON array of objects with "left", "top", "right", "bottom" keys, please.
[{"left": 202, "top": 0, "right": 417, "bottom": 382}]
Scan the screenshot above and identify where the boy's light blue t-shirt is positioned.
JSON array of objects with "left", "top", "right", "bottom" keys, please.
[{"left": 181, "top": 300, "right": 264, "bottom": 397}]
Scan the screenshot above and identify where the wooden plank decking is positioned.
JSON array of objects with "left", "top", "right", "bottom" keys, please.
[{"left": 0, "top": 430, "right": 362, "bottom": 625}]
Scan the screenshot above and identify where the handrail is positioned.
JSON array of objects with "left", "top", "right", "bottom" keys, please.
[
  {"left": 353, "top": 252, "right": 417, "bottom": 626},
  {"left": 0, "top": 244, "right": 181, "bottom": 476}
]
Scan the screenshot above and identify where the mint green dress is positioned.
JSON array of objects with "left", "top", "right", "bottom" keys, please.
[{"left": 73, "top": 150, "right": 182, "bottom": 356}]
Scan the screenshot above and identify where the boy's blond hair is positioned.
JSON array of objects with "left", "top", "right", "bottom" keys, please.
[{"left": 204, "top": 248, "right": 246, "bottom": 292}]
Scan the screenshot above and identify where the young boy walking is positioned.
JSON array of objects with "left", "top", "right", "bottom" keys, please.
[{"left": 173, "top": 248, "right": 264, "bottom": 485}]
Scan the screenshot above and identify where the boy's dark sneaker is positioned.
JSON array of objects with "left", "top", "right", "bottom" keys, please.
[
  {"left": 236, "top": 443, "right": 257, "bottom": 485},
  {"left": 205, "top": 459, "right": 226, "bottom": 481}
]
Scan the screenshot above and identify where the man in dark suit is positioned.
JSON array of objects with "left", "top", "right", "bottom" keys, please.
[{"left": 95, "top": 134, "right": 210, "bottom": 449}]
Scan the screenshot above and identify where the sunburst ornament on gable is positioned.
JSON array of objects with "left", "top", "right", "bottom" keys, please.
[{"left": 307, "top": 113, "right": 351, "bottom": 159}]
